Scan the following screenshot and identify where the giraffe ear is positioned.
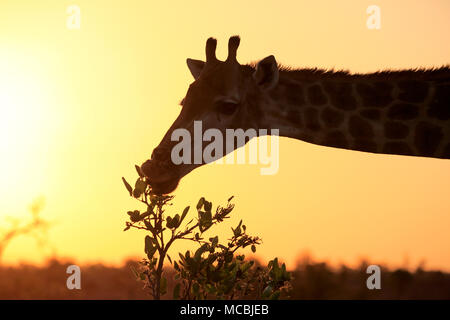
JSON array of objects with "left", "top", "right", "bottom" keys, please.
[
  {"left": 186, "top": 58, "right": 205, "bottom": 80},
  {"left": 253, "top": 55, "right": 279, "bottom": 90}
]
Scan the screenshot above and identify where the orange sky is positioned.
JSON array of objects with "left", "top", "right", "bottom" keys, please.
[{"left": 0, "top": 0, "right": 449, "bottom": 271}]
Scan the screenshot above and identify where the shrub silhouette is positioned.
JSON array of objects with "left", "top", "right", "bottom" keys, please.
[{"left": 122, "top": 165, "right": 291, "bottom": 300}]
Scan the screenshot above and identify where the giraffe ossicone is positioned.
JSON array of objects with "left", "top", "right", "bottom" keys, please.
[{"left": 141, "top": 36, "right": 450, "bottom": 195}]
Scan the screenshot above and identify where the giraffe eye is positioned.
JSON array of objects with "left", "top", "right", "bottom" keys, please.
[{"left": 217, "top": 101, "right": 239, "bottom": 116}]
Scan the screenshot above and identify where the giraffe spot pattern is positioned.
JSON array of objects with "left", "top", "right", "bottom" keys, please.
[
  {"left": 307, "top": 84, "right": 328, "bottom": 105},
  {"left": 349, "top": 116, "right": 374, "bottom": 139},
  {"left": 387, "top": 103, "right": 419, "bottom": 120},
  {"left": 356, "top": 81, "right": 393, "bottom": 107},
  {"left": 305, "top": 108, "right": 321, "bottom": 131},
  {"left": 246, "top": 90, "right": 264, "bottom": 123},
  {"left": 398, "top": 80, "right": 429, "bottom": 103},
  {"left": 414, "top": 121, "right": 443, "bottom": 157},
  {"left": 324, "top": 131, "right": 348, "bottom": 149},
  {"left": 286, "top": 108, "right": 303, "bottom": 127},
  {"left": 428, "top": 84, "right": 450, "bottom": 121},
  {"left": 383, "top": 142, "right": 413, "bottom": 155},
  {"left": 360, "top": 109, "right": 381, "bottom": 121},
  {"left": 384, "top": 121, "right": 410, "bottom": 139},
  {"left": 321, "top": 107, "right": 344, "bottom": 128},
  {"left": 323, "top": 81, "right": 357, "bottom": 110}
]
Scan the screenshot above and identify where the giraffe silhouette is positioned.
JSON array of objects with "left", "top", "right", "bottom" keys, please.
[{"left": 142, "top": 36, "right": 450, "bottom": 194}]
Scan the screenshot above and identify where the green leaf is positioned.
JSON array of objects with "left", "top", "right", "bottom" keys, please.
[
  {"left": 133, "top": 189, "right": 141, "bottom": 198},
  {"left": 281, "top": 263, "right": 290, "bottom": 281},
  {"left": 135, "top": 164, "right": 144, "bottom": 177},
  {"left": 210, "top": 236, "right": 219, "bottom": 248},
  {"left": 204, "top": 200, "right": 212, "bottom": 212},
  {"left": 180, "top": 206, "right": 189, "bottom": 224},
  {"left": 228, "top": 195, "right": 234, "bottom": 202},
  {"left": 173, "top": 283, "right": 181, "bottom": 299},
  {"left": 251, "top": 244, "right": 256, "bottom": 253},
  {"left": 128, "top": 210, "right": 141, "bottom": 222},
  {"left": 262, "top": 285, "right": 273, "bottom": 298},
  {"left": 144, "top": 236, "right": 157, "bottom": 260},
  {"left": 173, "top": 214, "right": 180, "bottom": 228},
  {"left": 166, "top": 216, "right": 173, "bottom": 229},
  {"left": 233, "top": 220, "right": 243, "bottom": 237},
  {"left": 144, "top": 235, "right": 153, "bottom": 254},
  {"left": 133, "top": 179, "right": 147, "bottom": 198},
  {"left": 196, "top": 197, "right": 205, "bottom": 210},
  {"left": 206, "top": 210, "right": 212, "bottom": 222},
  {"left": 194, "top": 243, "right": 209, "bottom": 261},
  {"left": 198, "top": 209, "right": 213, "bottom": 233},
  {"left": 147, "top": 247, "right": 157, "bottom": 260},
  {"left": 270, "top": 291, "right": 281, "bottom": 300},
  {"left": 269, "top": 257, "right": 279, "bottom": 269},
  {"left": 122, "top": 177, "right": 133, "bottom": 196}
]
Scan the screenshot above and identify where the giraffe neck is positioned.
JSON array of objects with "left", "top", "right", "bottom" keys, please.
[{"left": 257, "top": 68, "right": 450, "bottom": 159}]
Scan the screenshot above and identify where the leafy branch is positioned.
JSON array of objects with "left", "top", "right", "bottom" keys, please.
[{"left": 122, "top": 165, "right": 291, "bottom": 300}]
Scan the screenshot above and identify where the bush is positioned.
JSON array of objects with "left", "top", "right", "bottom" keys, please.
[{"left": 122, "top": 165, "right": 291, "bottom": 300}]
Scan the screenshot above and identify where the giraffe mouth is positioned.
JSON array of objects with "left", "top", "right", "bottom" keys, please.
[
  {"left": 149, "top": 177, "right": 180, "bottom": 195},
  {"left": 141, "top": 159, "right": 181, "bottom": 195}
]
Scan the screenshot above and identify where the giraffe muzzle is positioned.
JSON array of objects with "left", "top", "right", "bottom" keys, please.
[{"left": 141, "top": 156, "right": 181, "bottom": 195}]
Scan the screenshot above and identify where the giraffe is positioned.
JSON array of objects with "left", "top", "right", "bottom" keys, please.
[{"left": 142, "top": 36, "right": 450, "bottom": 194}]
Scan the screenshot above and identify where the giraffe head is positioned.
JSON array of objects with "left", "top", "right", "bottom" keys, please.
[{"left": 141, "top": 36, "right": 279, "bottom": 194}]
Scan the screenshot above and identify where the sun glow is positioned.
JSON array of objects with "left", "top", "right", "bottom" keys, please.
[{"left": 0, "top": 55, "right": 54, "bottom": 214}]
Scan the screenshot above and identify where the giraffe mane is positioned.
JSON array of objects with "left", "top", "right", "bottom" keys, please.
[{"left": 245, "top": 63, "right": 450, "bottom": 81}]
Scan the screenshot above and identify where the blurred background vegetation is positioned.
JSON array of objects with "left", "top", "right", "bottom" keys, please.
[{"left": 1, "top": 257, "right": 449, "bottom": 299}]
